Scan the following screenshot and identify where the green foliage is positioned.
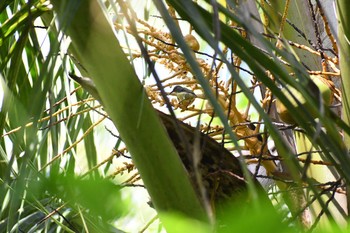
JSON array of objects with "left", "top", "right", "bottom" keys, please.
[
  {"left": 159, "top": 213, "right": 211, "bottom": 233},
  {"left": 160, "top": 193, "right": 292, "bottom": 233},
  {"left": 42, "top": 174, "right": 126, "bottom": 221},
  {"left": 1, "top": 173, "right": 126, "bottom": 232},
  {"left": 217, "top": 198, "right": 290, "bottom": 233},
  {"left": 1, "top": 0, "right": 350, "bottom": 232}
]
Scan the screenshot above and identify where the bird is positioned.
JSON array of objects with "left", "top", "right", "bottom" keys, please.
[{"left": 170, "top": 85, "right": 197, "bottom": 109}]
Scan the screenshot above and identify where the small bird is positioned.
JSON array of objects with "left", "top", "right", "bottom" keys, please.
[
  {"left": 170, "top": 85, "right": 197, "bottom": 109},
  {"left": 69, "top": 73, "right": 103, "bottom": 103}
]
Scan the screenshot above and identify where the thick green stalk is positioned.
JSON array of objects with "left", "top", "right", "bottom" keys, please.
[{"left": 50, "top": 0, "right": 207, "bottom": 223}]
